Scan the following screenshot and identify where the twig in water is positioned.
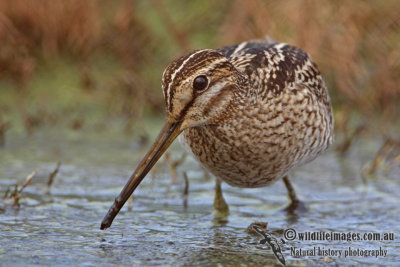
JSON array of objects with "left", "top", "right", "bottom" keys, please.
[
  {"left": 336, "top": 122, "right": 366, "bottom": 155},
  {"left": 362, "top": 137, "right": 400, "bottom": 178},
  {"left": 183, "top": 172, "right": 189, "bottom": 209},
  {"left": 3, "top": 168, "right": 39, "bottom": 208},
  {"left": 47, "top": 162, "right": 61, "bottom": 188},
  {"left": 20, "top": 168, "right": 39, "bottom": 193},
  {"left": 169, "top": 153, "right": 186, "bottom": 183}
]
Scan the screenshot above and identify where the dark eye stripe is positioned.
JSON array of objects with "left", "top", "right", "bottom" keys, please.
[
  {"left": 166, "top": 50, "right": 207, "bottom": 112},
  {"left": 163, "top": 50, "right": 231, "bottom": 114}
]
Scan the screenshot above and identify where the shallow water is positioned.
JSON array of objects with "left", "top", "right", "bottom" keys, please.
[{"left": 0, "top": 125, "right": 399, "bottom": 266}]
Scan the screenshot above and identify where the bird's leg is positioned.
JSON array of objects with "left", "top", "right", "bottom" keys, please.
[
  {"left": 214, "top": 179, "right": 229, "bottom": 213},
  {"left": 282, "top": 175, "right": 305, "bottom": 212},
  {"left": 283, "top": 175, "right": 299, "bottom": 204}
]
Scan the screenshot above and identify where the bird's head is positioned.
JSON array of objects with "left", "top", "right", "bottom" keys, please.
[
  {"left": 100, "top": 49, "right": 243, "bottom": 230},
  {"left": 162, "top": 49, "right": 242, "bottom": 129}
]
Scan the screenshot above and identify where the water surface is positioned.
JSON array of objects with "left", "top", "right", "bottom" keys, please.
[{"left": 0, "top": 125, "right": 399, "bottom": 266}]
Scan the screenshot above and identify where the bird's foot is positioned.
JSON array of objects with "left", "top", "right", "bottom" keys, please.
[
  {"left": 213, "top": 179, "right": 229, "bottom": 224},
  {"left": 282, "top": 175, "right": 307, "bottom": 214},
  {"left": 212, "top": 194, "right": 229, "bottom": 224},
  {"left": 213, "top": 179, "right": 229, "bottom": 214},
  {"left": 213, "top": 190, "right": 229, "bottom": 214},
  {"left": 283, "top": 199, "right": 307, "bottom": 214}
]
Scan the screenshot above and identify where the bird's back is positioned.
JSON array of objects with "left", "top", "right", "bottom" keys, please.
[{"left": 180, "top": 41, "right": 334, "bottom": 188}]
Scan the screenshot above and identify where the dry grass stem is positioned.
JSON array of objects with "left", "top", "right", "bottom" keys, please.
[{"left": 47, "top": 162, "right": 61, "bottom": 188}]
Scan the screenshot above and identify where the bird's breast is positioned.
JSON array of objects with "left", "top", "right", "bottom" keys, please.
[{"left": 179, "top": 90, "right": 333, "bottom": 188}]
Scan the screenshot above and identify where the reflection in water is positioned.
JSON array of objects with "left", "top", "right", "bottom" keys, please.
[{"left": 0, "top": 129, "right": 399, "bottom": 266}]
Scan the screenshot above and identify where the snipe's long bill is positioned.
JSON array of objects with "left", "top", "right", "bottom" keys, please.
[
  {"left": 100, "top": 39, "right": 334, "bottom": 230},
  {"left": 100, "top": 119, "right": 182, "bottom": 229}
]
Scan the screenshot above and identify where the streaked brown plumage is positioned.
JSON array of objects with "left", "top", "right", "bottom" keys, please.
[{"left": 100, "top": 39, "right": 334, "bottom": 229}]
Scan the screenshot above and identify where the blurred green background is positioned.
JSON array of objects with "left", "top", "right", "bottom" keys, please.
[{"left": 0, "top": 0, "right": 399, "bottom": 138}]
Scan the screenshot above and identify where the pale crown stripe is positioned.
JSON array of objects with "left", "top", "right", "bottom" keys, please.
[{"left": 166, "top": 50, "right": 208, "bottom": 107}]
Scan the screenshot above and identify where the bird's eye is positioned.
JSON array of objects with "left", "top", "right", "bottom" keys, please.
[{"left": 193, "top": 75, "right": 208, "bottom": 91}]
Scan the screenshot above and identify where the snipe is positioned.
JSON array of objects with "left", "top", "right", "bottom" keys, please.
[{"left": 101, "top": 38, "right": 334, "bottom": 230}]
